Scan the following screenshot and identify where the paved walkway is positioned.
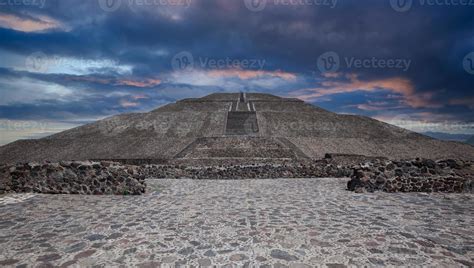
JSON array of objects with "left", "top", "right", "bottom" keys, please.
[{"left": 0, "top": 178, "right": 473, "bottom": 267}]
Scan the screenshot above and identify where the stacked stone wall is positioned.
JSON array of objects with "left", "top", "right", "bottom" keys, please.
[{"left": 0, "top": 161, "right": 146, "bottom": 195}]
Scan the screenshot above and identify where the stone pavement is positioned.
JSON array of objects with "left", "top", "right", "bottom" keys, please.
[{"left": 0, "top": 178, "right": 473, "bottom": 267}]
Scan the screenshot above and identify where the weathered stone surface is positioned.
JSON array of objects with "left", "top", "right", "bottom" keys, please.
[
  {"left": 271, "top": 249, "right": 299, "bottom": 261},
  {"left": 1, "top": 158, "right": 471, "bottom": 195},
  {"left": 347, "top": 158, "right": 473, "bottom": 193},
  {"left": 1, "top": 178, "right": 472, "bottom": 267},
  {"left": 0, "top": 161, "right": 146, "bottom": 195},
  {"left": 136, "top": 159, "right": 352, "bottom": 180}
]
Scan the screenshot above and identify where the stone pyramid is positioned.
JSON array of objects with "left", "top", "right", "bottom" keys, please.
[{"left": 1, "top": 92, "right": 473, "bottom": 164}]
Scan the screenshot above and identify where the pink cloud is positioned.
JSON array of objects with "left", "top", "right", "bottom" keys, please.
[
  {"left": 119, "top": 95, "right": 149, "bottom": 108},
  {"left": 116, "top": 78, "right": 162, "bottom": 88},
  {"left": 292, "top": 73, "right": 440, "bottom": 109},
  {"left": 449, "top": 98, "right": 474, "bottom": 109},
  {"left": 0, "top": 13, "right": 67, "bottom": 32},
  {"left": 119, "top": 99, "right": 140, "bottom": 108}
]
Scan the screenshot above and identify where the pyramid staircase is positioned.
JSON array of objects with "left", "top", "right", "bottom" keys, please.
[{"left": 225, "top": 92, "right": 259, "bottom": 135}]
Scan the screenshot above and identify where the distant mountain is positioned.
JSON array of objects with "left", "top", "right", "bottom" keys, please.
[
  {"left": 422, "top": 132, "right": 472, "bottom": 142},
  {"left": 467, "top": 136, "right": 474, "bottom": 146}
]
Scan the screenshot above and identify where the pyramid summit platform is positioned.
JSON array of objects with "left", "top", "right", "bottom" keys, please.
[{"left": 1, "top": 92, "right": 473, "bottom": 164}]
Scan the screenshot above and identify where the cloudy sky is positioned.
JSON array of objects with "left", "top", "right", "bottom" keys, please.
[{"left": 0, "top": 0, "right": 473, "bottom": 145}]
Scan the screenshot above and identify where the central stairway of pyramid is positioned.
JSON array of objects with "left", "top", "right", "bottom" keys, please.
[
  {"left": 225, "top": 93, "right": 259, "bottom": 135},
  {"left": 172, "top": 93, "right": 309, "bottom": 162}
]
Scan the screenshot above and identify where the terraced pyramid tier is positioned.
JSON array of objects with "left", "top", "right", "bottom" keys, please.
[{"left": 174, "top": 136, "right": 308, "bottom": 160}]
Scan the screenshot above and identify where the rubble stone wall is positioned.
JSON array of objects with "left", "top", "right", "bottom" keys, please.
[
  {"left": 347, "top": 159, "right": 473, "bottom": 193},
  {"left": 1, "top": 158, "right": 472, "bottom": 195},
  {"left": 138, "top": 161, "right": 353, "bottom": 180},
  {"left": 0, "top": 161, "right": 146, "bottom": 195}
]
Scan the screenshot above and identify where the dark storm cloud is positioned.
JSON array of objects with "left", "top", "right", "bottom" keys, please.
[{"left": 0, "top": 0, "right": 473, "bottom": 136}]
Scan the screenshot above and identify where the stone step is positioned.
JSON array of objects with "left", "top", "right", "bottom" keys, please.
[
  {"left": 225, "top": 111, "right": 259, "bottom": 135},
  {"left": 174, "top": 137, "right": 309, "bottom": 160}
]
